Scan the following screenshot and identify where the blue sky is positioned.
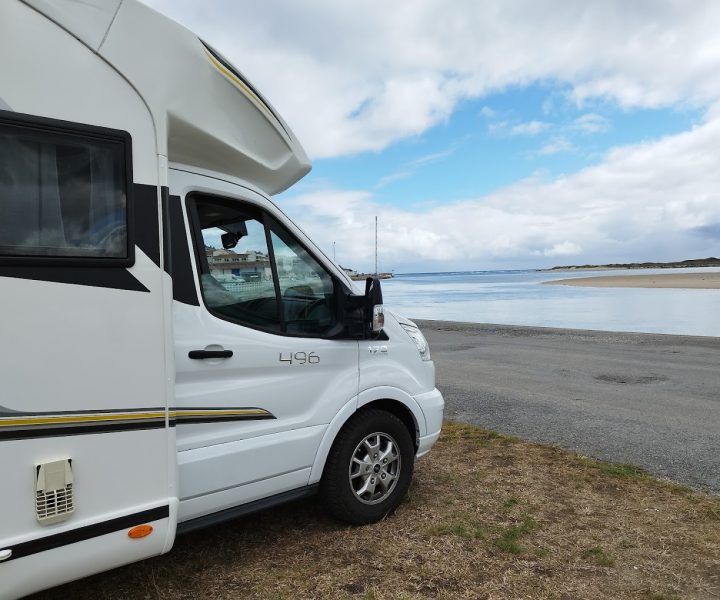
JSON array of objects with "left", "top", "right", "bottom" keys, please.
[
  {"left": 145, "top": 0, "right": 720, "bottom": 273},
  {"left": 287, "top": 84, "right": 700, "bottom": 212}
]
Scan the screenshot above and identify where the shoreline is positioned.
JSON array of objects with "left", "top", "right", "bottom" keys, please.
[
  {"left": 539, "top": 259, "right": 720, "bottom": 272},
  {"left": 542, "top": 271, "right": 720, "bottom": 289},
  {"left": 414, "top": 319, "right": 720, "bottom": 343}
]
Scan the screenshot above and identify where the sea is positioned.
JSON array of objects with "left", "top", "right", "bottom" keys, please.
[{"left": 381, "top": 267, "right": 720, "bottom": 337}]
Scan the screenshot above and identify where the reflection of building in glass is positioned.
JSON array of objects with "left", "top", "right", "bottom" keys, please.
[
  {"left": 275, "top": 254, "right": 316, "bottom": 279},
  {"left": 206, "top": 247, "right": 271, "bottom": 281}
]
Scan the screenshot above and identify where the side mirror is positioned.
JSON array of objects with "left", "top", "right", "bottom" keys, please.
[
  {"left": 325, "top": 277, "right": 385, "bottom": 340},
  {"left": 364, "top": 277, "right": 384, "bottom": 333}
]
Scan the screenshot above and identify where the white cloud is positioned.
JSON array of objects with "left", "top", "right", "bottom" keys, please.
[
  {"left": 375, "top": 170, "right": 413, "bottom": 189},
  {"left": 537, "top": 137, "right": 574, "bottom": 155},
  {"left": 490, "top": 120, "right": 551, "bottom": 137},
  {"left": 284, "top": 113, "right": 720, "bottom": 271},
  {"left": 376, "top": 148, "right": 454, "bottom": 188},
  {"left": 573, "top": 113, "right": 610, "bottom": 134},
  {"left": 139, "top": 1, "right": 720, "bottom": 269},
  {"left": 510, "top": 120, "right": 551, "bottom": 136},
  {"left": 410, "top": 149, "right": 455, "bottom": 166},
  {"left": 542, "top": 242, "right": 583, "bottom": 257},
  {"left": 142, "top": 0, "right": 720, "bottom": 158}
]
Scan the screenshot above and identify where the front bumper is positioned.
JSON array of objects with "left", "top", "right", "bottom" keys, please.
[{"left": 413, "top": 387, "right": 444, "bottom": 457}]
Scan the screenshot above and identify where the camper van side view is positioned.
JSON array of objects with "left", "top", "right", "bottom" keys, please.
[{"left": 0, "top": 1, "right": 444, "bottom": 597}]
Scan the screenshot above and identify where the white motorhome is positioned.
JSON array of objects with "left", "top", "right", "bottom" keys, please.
[{"left": 0, "top": 1, "right": 444, "bottom": 597}]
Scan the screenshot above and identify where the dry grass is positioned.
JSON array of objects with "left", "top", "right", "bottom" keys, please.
[{"left": 35, "top": 422, "right": 720, "bottom": 600}]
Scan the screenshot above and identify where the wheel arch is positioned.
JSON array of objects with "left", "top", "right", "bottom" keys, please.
[
  {"left": 308, "top": 387, "right": 425, "bottom": 485},
  {"left": 359, "top": 399, "right": 419, "bottom": 452}
]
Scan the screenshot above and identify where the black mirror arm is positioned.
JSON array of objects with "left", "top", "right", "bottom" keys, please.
[{"left": 323, "top": 278, "right": 385, "bottom": 340}]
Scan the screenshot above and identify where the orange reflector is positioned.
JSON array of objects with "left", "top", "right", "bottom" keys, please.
[{"left": 128, "top": 525, "right": 153, "bottom": 539}]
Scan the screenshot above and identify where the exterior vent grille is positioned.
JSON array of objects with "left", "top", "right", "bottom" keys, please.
[
  {"left": 35, "top": 459, "right": 74, "bottom": 525},
  {"left": 36, "top": 484, "right": 74, "bottom": 520}
]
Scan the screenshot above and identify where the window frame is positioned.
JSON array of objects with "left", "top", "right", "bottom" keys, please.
[
  {"left": 0, "top": 110, "right": 135, "bottom": 267},
  {"left": 186, "top": 192, "right": 340, "bottom": 338}
]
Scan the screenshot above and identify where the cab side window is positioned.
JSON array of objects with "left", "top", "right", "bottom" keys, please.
[
  {"left": 188, "top": 195, "right": 337, "bottom": 336},
  {"left": 267, "top": 214, "right": 335, "bottom": 335}
]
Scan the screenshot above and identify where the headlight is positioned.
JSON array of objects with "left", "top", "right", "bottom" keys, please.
[{"left": 399, "top": 323, "right": 431, "bottom": 361}]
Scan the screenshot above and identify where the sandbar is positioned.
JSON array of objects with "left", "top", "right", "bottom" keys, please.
[{"left": 543, "top": 271, "right": 720, "bottom": 289}]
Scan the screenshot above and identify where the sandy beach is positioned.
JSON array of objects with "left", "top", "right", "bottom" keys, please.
[{"left": 543, "top": 271, "right": 720, "bottom": 289}]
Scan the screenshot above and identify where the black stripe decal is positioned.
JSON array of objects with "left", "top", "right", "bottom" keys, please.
[
  {"left": 0, "top": 406, "right": 166, "bottom": 417},
  {"left": 0, "top": 265, "right": 149, "bottom": 292},
  {"left": 175, "top": 414, "right": 275, "bottom": 425},
  {"left": 133, "top": 184, "right": 161, "bottom": 267},
  {"left": 0, "top": 419, "right": 168, "bottom": 441},
  {"left": 0, "top": 408, "right": 276, "bottom": 441},
  {"left": 173, "top": 406, "right": 275, "bottom": 425},
  {"left": 163, "top": 194, "right": 199, "bottom": 305},
  {"left": 5, "top": 505, "right": 169, "bottom": 562}
]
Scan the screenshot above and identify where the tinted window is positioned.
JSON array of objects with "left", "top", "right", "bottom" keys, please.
[
  {"left": 193, "top": 199, "right": 281, "bottom": 332},
  {"left": 189, "top": 196, "right": 337, "bottom": 336},
  {"left": 0, "top": 120, "right": 128, "bottom": 260},
  {"left": 268, "top": 216, "right": 335, "bottom": 335}
]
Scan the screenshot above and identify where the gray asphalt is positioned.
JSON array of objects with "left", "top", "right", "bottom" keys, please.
[{"left": 416, "top": 320, "right": 720, "bottom": 492}]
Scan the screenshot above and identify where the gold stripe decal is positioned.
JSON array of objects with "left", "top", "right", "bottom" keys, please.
[
  {"left": 202, "top": 47, "right": 277, "bottom": 123},
  {"left": 0, "top": 408, "right": 275, "bottom": 440},
  {"left": 0, "top": 412, "right": 165, "bottom": 428}
]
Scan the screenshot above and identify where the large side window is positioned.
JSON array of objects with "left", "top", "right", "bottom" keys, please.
[
  {"left": 189, "top": 195, "right": 337, "bottom": 336},
  {"left": 0, "top": 114, "right": 131, "bottom": 263}
]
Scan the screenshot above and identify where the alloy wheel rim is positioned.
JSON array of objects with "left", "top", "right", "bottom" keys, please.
[{"left": 348, "top": 432, "right": 401, "bottom": 505}]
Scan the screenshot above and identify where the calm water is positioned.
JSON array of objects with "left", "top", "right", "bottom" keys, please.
[{"left": 382, "top": 268, "right": 720, "bottom": 337}]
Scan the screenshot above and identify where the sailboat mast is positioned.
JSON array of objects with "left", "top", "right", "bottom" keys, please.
[{"left": 375, "top": 215, "right": 378, "bottom": 276}]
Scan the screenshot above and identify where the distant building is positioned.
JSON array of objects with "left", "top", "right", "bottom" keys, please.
[{"left": 206, "top": 247, "right": 272, "bottom": 280}]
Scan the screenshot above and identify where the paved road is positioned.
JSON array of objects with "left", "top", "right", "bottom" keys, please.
[{"left": 416, "top": 320, "right": 720, "bottom": 492}]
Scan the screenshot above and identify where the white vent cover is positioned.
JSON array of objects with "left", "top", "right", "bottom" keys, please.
[{"left": 35, "top": 459, "right": 74, "bottom": 525}]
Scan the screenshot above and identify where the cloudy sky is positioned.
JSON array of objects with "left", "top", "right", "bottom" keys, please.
[{"left": 145, "top": 0, "right": 720, "bottom": 273}]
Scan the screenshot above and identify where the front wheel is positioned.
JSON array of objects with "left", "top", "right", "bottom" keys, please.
[{"left": 320, "top": 409, "right": 415, "bottom": 525}]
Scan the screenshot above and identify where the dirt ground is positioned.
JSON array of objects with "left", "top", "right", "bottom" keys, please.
[{"left": 33, "top": 422, "right": 720, "bottom": 600}]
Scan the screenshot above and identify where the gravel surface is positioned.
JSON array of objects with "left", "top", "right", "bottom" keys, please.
[{"left": 416, "top": 320, "right": 720, "bottom": 492}]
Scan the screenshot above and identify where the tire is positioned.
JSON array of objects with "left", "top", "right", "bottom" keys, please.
[{"left": 320, "top": 408, "right": 415, "bottom": 525}]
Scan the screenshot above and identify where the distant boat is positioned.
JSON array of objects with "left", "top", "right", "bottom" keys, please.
[
  {"left": 349, "top": 272, "right": 393, "bottom": 281},
  {"left": 338, "top": 215, "right": 394, "bottom": 280}
]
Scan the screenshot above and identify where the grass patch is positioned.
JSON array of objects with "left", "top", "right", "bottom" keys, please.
[
  {"left": 706, "top": 506, "right": 720, "bottom": 521},
  {"left": 502, "top": 496, "right": 520, "bottom": 509},
  {"left": 577, "top": 455, "right": 649, "bottom": 479},
  {"left": 581, "top": 546, "right": 615, "bottom": 566},
  {"left": 493, "top": 515, "right": 539, "bottom": 554},
  {"left": 430, "top": 516, "right": 486, "bottom": 539},
  {"left": 440, "top": 421, "right": 519, "bottom": 445},
  {"left": 37, "top": 421, "right": 720, "bottom": 600}
]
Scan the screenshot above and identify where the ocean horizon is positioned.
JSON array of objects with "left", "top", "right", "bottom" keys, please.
[{"left": 381, "top": 267, "right": 720, "bottom": 337}]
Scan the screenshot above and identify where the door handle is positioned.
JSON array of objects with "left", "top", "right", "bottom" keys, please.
[{"left": 188, "top": 349, "right": 233, "bottom": 359}]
